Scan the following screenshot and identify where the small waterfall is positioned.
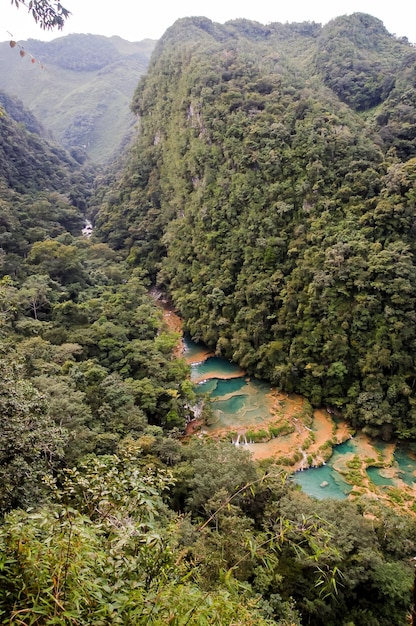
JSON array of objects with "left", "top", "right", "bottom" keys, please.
[
  {"left": 233, "top": 432, "right": 248, "bottom": 446},
  {"left": 300, "top": 449, "right": 309, "bottom": 471},
  {"left": 82, "top": 219, "right": 93, "bottom": 237}
]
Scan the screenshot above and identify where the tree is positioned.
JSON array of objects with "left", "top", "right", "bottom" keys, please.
[
  {"left": 11, "top": 0, "right": 70, "bottom": 31},
  {"left": 27, "top": 240, "right": 86, "bottom": 286},
  {"left": 18, "top": 274, "right": 58, "bottom": 320},
  {"left": 0, "top": 275, "right": 19, "bottom": 336},
  {"left": 0, "top": 454, "right": 277, "bottom": 626},
  {"left": 0, "top": 359, "right": 67, "bottom": 513},
  {"left": 177, "top": 439, "right": 258, "bottom": 516}
]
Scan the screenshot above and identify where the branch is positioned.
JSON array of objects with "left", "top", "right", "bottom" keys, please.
[{"left": 11, "top": 0, "right": 71, "bottom": 31}]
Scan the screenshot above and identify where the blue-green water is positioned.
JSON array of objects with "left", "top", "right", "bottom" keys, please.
[
  {"left": 187, "top": 336, "right": 351, "bottom": 499},
  {"left": 365, "top": 440, "right": 395, "bottom": 488},
  {"left": 195, "top": 375, "right": 274, "bottom": 430},
  {"left": 292, "top": 464, "right": 352, "bottom": 500},
  {"left": 183, "top": 336, "right": 211, "bottom": 362},
  {"left": 211, "top": 378, "right": 247, "bottom": 398},
  {"left": 192, "top": 356, "right": 244, "bottom": 382},
  {"left": 331, "top": 439, "right": 355, "bottom": 457},
  {"left": 186, "top": 335, "right": 274, "bottom": 431},
  {"left": 292, "top": 441, "right": 355, "bottom": 500},
  {"left": 185, "top": 335, "right": 416, "bottom": 500},
  {"left": 366, "top": 448, "right": 416, "bottom": 488},
  {"left": 394, "top": 448, "right": 416, "bottom": 486},
  {"left": 366, "top": 467, "right": 394, "bottom": 487}
]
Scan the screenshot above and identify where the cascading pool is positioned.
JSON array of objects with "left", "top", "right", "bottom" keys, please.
[
  {"left": 184, "top": 334, "right": 416, "bottom": 502},
  {"left": 292, "top": 440, "right": 356, "bottom": 500},
  {"left": 187, "top": 335, "right": 274, "bottom": 433},
  {"left": 291, "top": 464, "right": 351, "bottom": 500},
  {"left": 365, "top": 446, "right": 416, "bottom": 489}
]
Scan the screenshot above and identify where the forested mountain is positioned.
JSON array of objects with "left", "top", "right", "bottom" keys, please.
[
  {"left": 0, "top": 96, "right": 192, "bottom": 480},
  {"left": 0, "top": 34, "right": 156, "bottom": 163},
  {"left": 96, "top": 13, "right": 416, "bottom": 443},
  {"left": 0, "top": 94, "right": 94, "bottom": 269},
  {"left": 2, "top": 14, "right": 416, "bottom": 626}
]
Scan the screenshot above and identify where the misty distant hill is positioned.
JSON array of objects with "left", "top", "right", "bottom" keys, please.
[{"left": 0, "top": 34, "right": 156, "bottom": 163}]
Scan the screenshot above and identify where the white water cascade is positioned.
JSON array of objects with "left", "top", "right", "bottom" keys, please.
[
  {"left": 82, "top": 219, "right": 93, "bottom": 237},
  {"left": 233, "top": 432, "right": 248, "bottom": 446}
]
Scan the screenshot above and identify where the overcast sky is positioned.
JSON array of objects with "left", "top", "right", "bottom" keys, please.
[{"left": 1, "top": 0, "right": 416, "bottom": 44}]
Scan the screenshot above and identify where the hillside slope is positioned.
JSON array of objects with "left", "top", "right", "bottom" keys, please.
[
  {"left": 0, "top": 34, "right": 156, "bottom": 163},
  {"left": 0, "top": 95, "right": 93, "bottom": 271},
  {"left": 0, "top": 21, "right": 415, "bottom": 626},
  {"left": 95, "top": 14, "right": 416, "bottom": 442}
]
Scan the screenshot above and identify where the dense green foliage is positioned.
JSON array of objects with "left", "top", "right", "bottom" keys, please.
[
  {"left": 0, "top": 93, "right": 88, "bottom": 195},
  {"left": 313, "top": 13, "right": 408, "bottom": 111},
  {"left": 0, "top": 97, "right": 193, "bottom": 470},
  {"left": 96, "top": 13, "right": 416, "bottom": 442},
  {"left": 0, "top": 91, "right": 45, "bottom": 134},
  {"left": 1, "top": 14, "right": 416, "bottom": 625},
  {"left": 1, "top": 440, "right": 415, "bottom": 625},
  {"left": 0, "top": 35, "right": 156, "bottom": 163}
]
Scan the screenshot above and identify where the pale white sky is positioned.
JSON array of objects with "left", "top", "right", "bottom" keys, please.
[{"left": 1, "top": 0, "right": 416, "bottom": 44}]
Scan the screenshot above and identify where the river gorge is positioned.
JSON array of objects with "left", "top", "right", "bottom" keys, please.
[{"left": 162, "top": 303, "right": 416, "bottom": 512}]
